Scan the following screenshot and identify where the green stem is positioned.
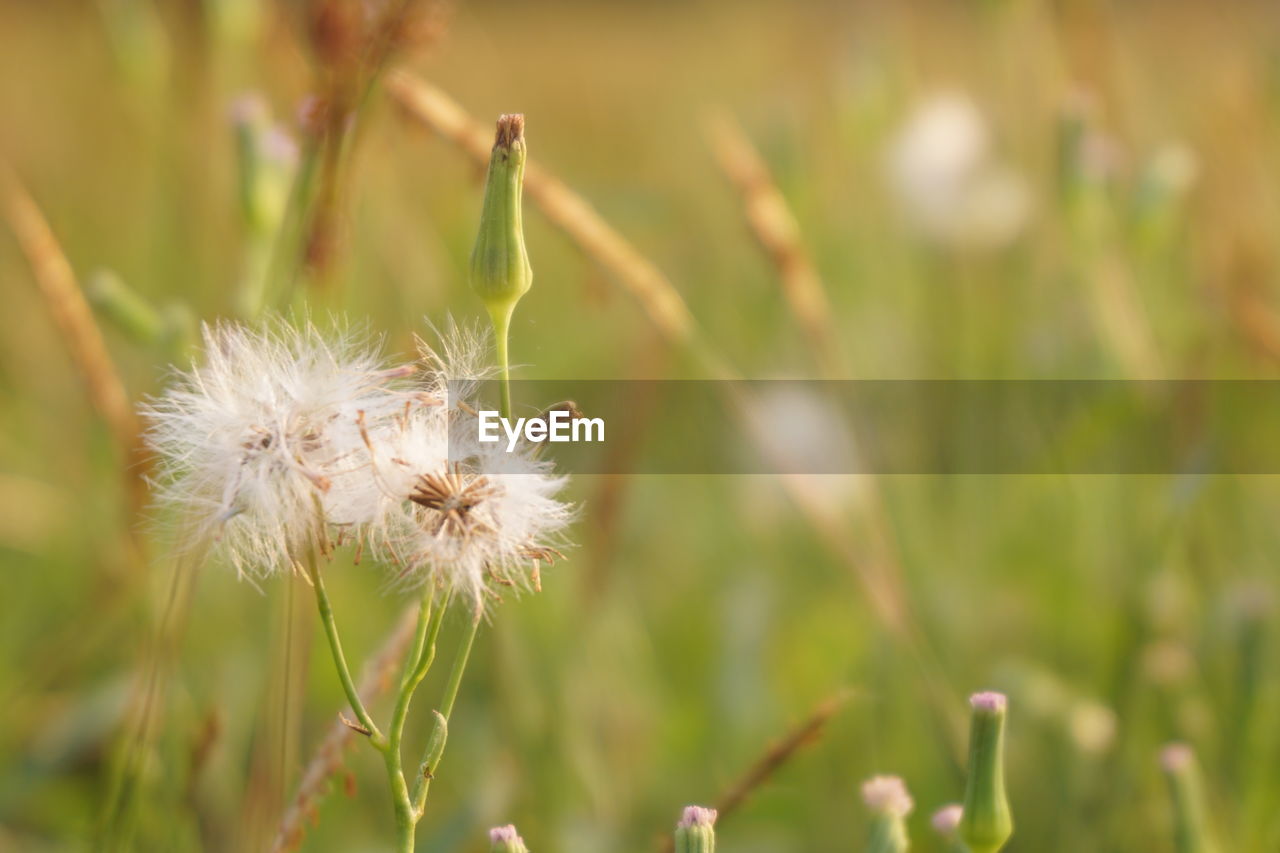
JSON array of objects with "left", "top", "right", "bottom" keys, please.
[
  {"left": 385, "top": 586, "right": 452, "bottom": 852},
  {"left": 306, "top": 552, "right": 385, "bottom": 747},
  {"left": 489, "top": 302, "right": 514, "bottom": 420},
  {"left": 412, "top": 606, "right": 483, "bottom": 818}
]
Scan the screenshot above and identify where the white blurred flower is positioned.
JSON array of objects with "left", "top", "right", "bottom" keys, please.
[
  {"left": 886, "top": 92, "right": 1031, "bottom": 249},
  {"left": 144, "top": 320, "right": 409, "bottom": 578},
  {"left": 1068, "top": 700, "right": 1117, "bottom": 755}
]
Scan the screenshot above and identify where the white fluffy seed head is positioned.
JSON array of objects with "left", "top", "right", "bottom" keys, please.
[
  {"left": 143, "top": 318, "right": 572, "bottom": 607},
  {"left": 350, "top": 326, "right": 571, "bottom": 607},
  {"left": 365, "top": 397, "right": 572, "bottom": 608},
  {"left": 143, "top": 319, "right": 410, "bottom": 578}
]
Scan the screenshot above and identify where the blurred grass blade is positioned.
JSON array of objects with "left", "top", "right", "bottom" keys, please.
[
  {"left": 704, "top": 109, "right": 841, "bottom": 377},
  {"left": 0, "top": 159, "right": 146, "bottom": 507}
]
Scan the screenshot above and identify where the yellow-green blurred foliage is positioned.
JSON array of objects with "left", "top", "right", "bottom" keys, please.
[{"left": 1, "top": 1, "right": 1278, "bottom": 851}]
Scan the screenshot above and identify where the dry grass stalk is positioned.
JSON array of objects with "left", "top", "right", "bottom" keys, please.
[
  {"left": 704, "top": 111, "right": 840, "bottom": 377},
  {"left": 1088, "top": 253, "right": 1165, "bottom": 379},
  {"left": 272, "top": 602, "right": 421, "bottom": 853},
  {"left": 300, "top": 1, "right": 450, "bottom": 284},
  {"left": 657, "top": 692, "right": 849, "bottom": 853},
  {"left": 1215, "top": 234, "right": 1280, "bottom": 364},
  {"left": 0, "top": 160, "right": 141, "bottom": 470},
  {"left": 387, "top": 73, "right": 956, "bottom": 753}
]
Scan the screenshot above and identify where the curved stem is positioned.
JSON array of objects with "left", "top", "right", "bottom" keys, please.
[
  {"left": 412, "top": 606, "right": 482, "bottom": 818},
  {"left": 306, "top": 552, "right": 385, "bottom": 747},
  {"left": 384, "top": 585, "right": 453, "bottom": 851}
]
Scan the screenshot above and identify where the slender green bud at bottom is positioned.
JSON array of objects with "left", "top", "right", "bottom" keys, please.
[
  {"left": 1161, "top": 743, "right": 1221, "bottom": 853},
  {"left": 862, "top": 776, "right": 913, "bottom": 853},
  {"left": 960, "top": 691, "right": 1013, "bottom": 853}
]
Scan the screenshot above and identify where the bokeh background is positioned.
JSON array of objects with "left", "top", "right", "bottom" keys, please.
[{"left": 2, "top": 0, "right": 1279, "bottom": 850}]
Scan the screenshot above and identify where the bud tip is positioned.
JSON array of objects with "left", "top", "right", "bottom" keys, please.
[
  {"left": 489, "top": 825, "right": 522, "bottom": 843},
  {"left": 495, "top": 114, "right": 525, "bottom": 149},
  {"left": 1160, "top": 742, "right": 1195, "bottom": 772},
  {"left": 970, "top": 691, "right": 1007, "bottom": 713},
  {"left": 678, "top": 805, "right": 717, "bottom": 828},
  {"left": 861, "top": 775, "right": 914, "bottom": 818}
]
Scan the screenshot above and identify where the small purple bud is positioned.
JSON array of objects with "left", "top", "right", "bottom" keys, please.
[
  {"left": 678, "top": 805, "right": 718, "bottom": 829},
  {"left": 932, "top": 804, "right": 963, "bottom": 836}
]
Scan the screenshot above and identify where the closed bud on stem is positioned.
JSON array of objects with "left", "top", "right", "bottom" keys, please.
[
  {"left": 488, "top": 824, "right": 529, "bottom": 853},
  {"left": 674, "top": 805, "right": 717, "bottom": 853},
  {"left": 1160, "top": 744, "right": 1221, "bottom": 853},
  {"left": 418, "top": 710, "right": 448, "bottom": 780},
  {"left": 230, "top": 94, "right": 297, "bottom": 237},
  {"left": 862, "top": 776, "right": 913, "bottom": 853},
  {"left": 960, "top": 692, "right": 1013, "bottom": 853},
  {"left": 470, "top": 114, "right": 532, "bottom": 329},
  {"left": 469, "top": 113, "right": 530, "bottom": 417}
]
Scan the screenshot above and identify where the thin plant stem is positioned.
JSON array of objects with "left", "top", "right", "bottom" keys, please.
[
  {"left": 490, "top": 303, "right": 514, "bottom": 420},
  {"left": 306, "top": 551, "right": 385, "bottom": 747},
  {"left": 411, "top": 606, "right": 482, "bottom": 817},
  {"left": 273, "top": 603, "right": 421, "bottom": 853},
  {"left": 382, "top": 585, "right": 451, "bottom": 852}
]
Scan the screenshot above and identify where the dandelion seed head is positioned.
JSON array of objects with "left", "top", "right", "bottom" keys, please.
[
  {"left": 364, "top": 329, "right": 571, "bottom": 606},
  {"left": 143, "top": 319, "right": 573, "bottom": 604},
  {"left": 143, "top": 319, "right": 406, "bottom": 577}
]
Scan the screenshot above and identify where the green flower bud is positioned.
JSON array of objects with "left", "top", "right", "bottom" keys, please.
[
  {"left": 470, "top": 113, "right": 532, "bottom": 322},
  {"left": 674, "top": 805, "right": 716, "bottom": 853},
  {"left": 959, "top": 692, "right": 1013, "bottom": 853},
  {"left": 489, "top": 824, "right": 529, "bottom": 853},
  {"left": 418, "top": 710, "right": 448, "bottom": 780},
  {"left": 1160, "top": 744, "right": 1221, "bottom": 853},
  {"left": 862, "top": 776, "right": 913, "bottom": 853},
  {"left": 230, "top": 94, "right": 297, "bottom": 237}
]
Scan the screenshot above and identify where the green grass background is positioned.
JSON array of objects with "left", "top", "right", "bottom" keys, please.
[{"left": 1, "top": 1, "right": 1278, "bottom": 850}]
